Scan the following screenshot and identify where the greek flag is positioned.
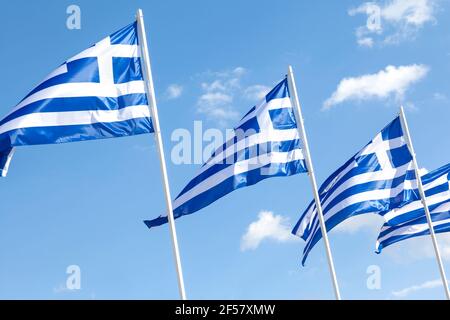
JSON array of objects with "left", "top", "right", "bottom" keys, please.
[
  {"left": 0, "top": 22, "right": 153, "bottom": 177},
  {"left": 292, "top": 116, "right": 417, "bottom": 265},
  {"left": 376, "top": 163, "right": 450, "bottom": 253},
  {"left": 145, "top": 78, "right": 307, "bottom": 228}
]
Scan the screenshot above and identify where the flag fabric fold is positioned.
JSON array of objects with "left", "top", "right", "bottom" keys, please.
[
  {"left": 0, "top": 21, "right": 153, "bottom": 177},
  {"left": 145, "top": 78, "right": 308, "bottom": 228},
  {"left": 292, "top": 116, "right": 418, "bottom": 265},
  {"left": 376, "top": 163, "right": 450, "bottom": 253}
]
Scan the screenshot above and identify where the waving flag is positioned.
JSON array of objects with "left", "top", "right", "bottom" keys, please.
[
  {"left": 376, "top": 163, "right": 450, "bottom": 253},
  {"left": 145, "top": 77, "right": 307, "bottom": 228},
  {"left": 0, "top": 22, "right": 153, "bottom": 176},
  {"left": 292, "top": 116, "right": 417, "bottom": 265}
]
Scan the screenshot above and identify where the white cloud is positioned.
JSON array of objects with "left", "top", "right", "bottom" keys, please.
[
  {"left": 165, "top": 84, "right": 183, "bottom": 99},
  {"left": 204, "top": 68, "right": 244, "bottom": 82},
  {"left": 323, "top": 64, "right": 429, "bottom": 109},
  {"left": 198, "top": 92, "right": 232, "bottom": 106},
  {"left": 391, "top": 279, "right": 442, "bottom": 298},
  {"left": 240, "top": 211, "right": 299, "bottom": 251},
  {"left": 357, "top": 37, "right": 375, "bottom": 47},
  {"left": 196, "top": 67, "right": 246, "bottom": 124},
  {"left": 201, "top": 80, "right": 227, "bottom": 92},
  {"left": 349, "top": 0, "right": 437, "bottom": 47},
  {"left": 196, "top": 67, "right": 274, "bottom": 125},
  {"left": 382, "top": 0, "right": 435, "bottom": 26},
  {"left": 197, "top": 91, "right": 239, "bottom": 123},
  {"left": 244, "top": 85, "right": 271, "bottom": 101},
  {"left": 334, "top": 214, "right": 383, "bottom": 234}
]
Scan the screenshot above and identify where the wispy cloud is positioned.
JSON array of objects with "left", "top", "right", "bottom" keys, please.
[
  {"left": 334, "top": 214, "right": 383, "bottom": 234},
  {"left": 198, "top": 92, "right": 232, "bottom": 108},
  {"left": 196, "top": 67, "right": 271, "bottom": 126},
  {"left": 384, "top": 233, "right": 450, "bottom": 263},
  {"left": 433, "top": 92, "right": 448, "bottom": 101},
  {"left": 196, "top": 67, "right": 245, "bottom": 125},
  {"left": 323, "top": 64, "right": 429, "bottom": 109},
  {"left": 244, "top": 85, "right": 271, "bottom": 101},
  {"left": 240, "top": 211, "right": 299, "bottom": 251},
  {"left": 165, "top": 84, "right": 183, "bottom": 100},
  {"left": 349, "top": 0, "right": 437, "bottom": 47},
  {"left": 357, "top": 37, "right": 375, "bottom": 48},
  {"left": 391, "top": 279, "right": 442, "bottom": 298},
  {"left": 197, "top": 92, "right": 238, "bottom": 121}
]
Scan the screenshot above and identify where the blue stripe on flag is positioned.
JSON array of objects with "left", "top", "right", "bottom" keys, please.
[
  {"left": 235, "top": 116, "right": 260, "bottom": 133},
  {"left": 0, "top": 94, "right": 148, "bottom": 127},
  {"left": 323, "top": 171, "right": 416, "bottom": 218},
  {"left": 1, "top": 117, "right": 153, "bottom": 148},
  {"left": 0, "top": 118, "right": 153, "bottom": 150},
  {"left": 24, "top": 58, "right": 100, "bottom": 99},
  {"left": 175, "top": 139, "right": 302, "bottom": 199},
  {"left": 377, "top": 210, "right": 450, "bottom": 253}
]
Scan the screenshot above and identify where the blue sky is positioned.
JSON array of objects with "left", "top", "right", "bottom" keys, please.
[{"left": 0, "top": 0, "right": 450, "bottom": 299}]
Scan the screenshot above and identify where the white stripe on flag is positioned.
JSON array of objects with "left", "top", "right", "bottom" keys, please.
[
  {"left": 8, "top": 81, "right": 146, "bottom": 117},
  {"left": 384, "top": 192, "right": 450, "bottom": 222},
  {"left": 0, "top": 105, "right": 150, "bottom": 134},
  {"left": 67, "top": 44, "right": 140, "bottom": 62},
  {"left": 201, "top": 129, "right": 299, "bottom": 169},
  {"left": 378, "top": 215, "right": 450, "bottom": 243},
  {"left": 304, "top": 169, "right": 416, "bottom": 244},
  {"left": 297, "top": 160, "right": 415, "bottom": 237}
]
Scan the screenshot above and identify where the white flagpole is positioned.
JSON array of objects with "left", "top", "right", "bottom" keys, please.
[
  {"left": 287, "top": 66, "right": 341, "bottom": 300},
  {"left": 399, "top": 106, "right": 450, "bottom": 300},
  {"left": 136, "top": 9, "right": 187, "bottom": 300}
]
